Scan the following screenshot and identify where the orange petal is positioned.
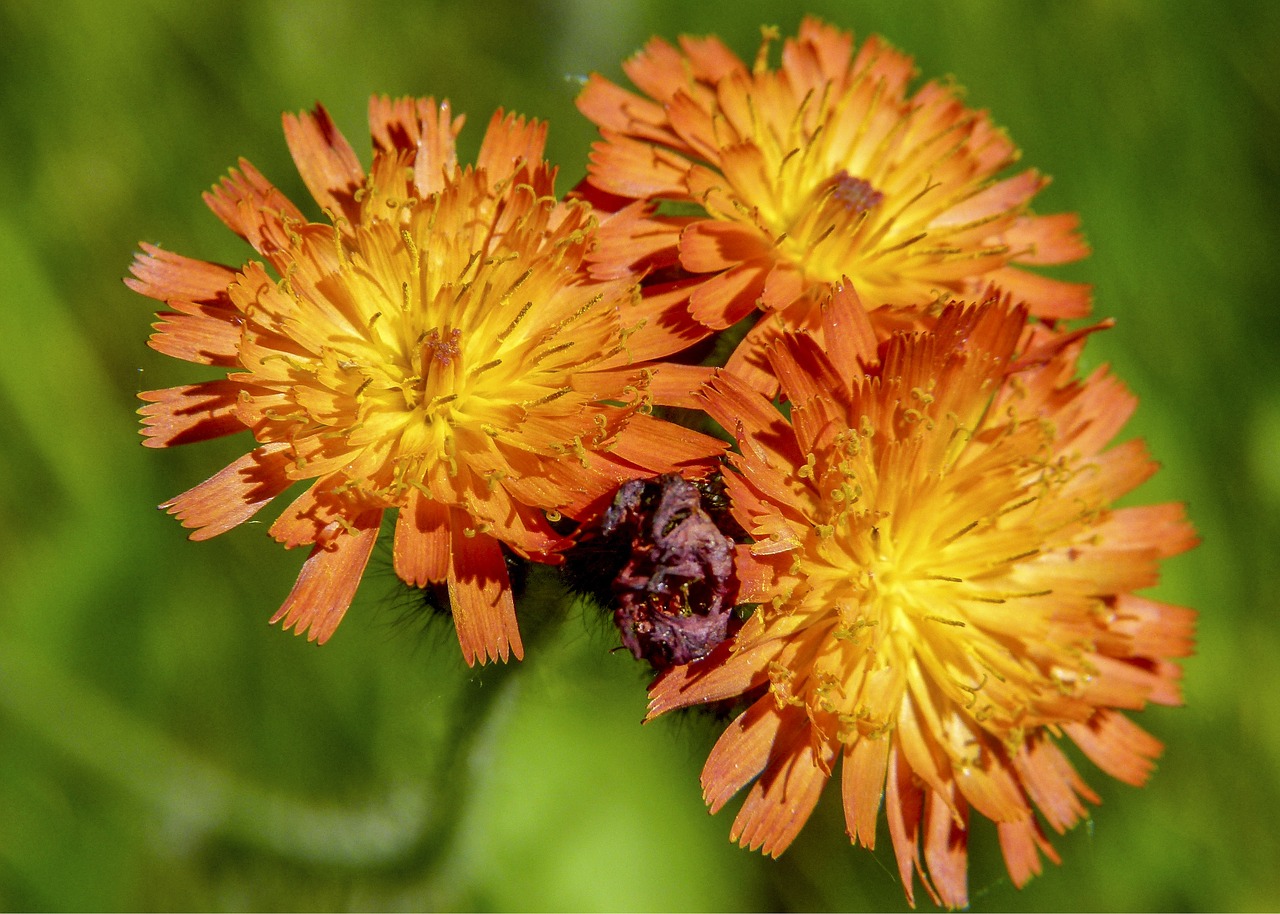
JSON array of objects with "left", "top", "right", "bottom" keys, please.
[
  {"left": 476, "top": 110, "right": 548, "bottom": 184},
  {"left": 953, "top": 737, "right": 1031, "bottom": 824},
  {"left": 161, "top": 442, "right": 295, "bottom": 541},
  {"left": 392, "top": 488, "right": 451, "bottom": 586},
  {"left": 1012, "top": 736, "right": 1098, "bottom": 834},
  {"left": 619, "top": 280, "right": 715, "bottom": 361},
  {"left": 622, "top": 35, "right": 696, "bottom": 102},
  {"left": 722, "top": 314, "right": 788, "bottom": 397},
  {"left": 587, "top": 132, "right": 692, "bottom": 199},
  {"left": 922, "top": 787, "right": 969, "bottom": 910},
  {"left": 203, "top": 159, "right": 306, "bottom": 258},
  {"left": 126, "top": 243, "right": 238, "bottom": 304},
  {"left": 647, "top": 633, "right": 777, "bottom": 718},
  {"left": 934, "top": 170, "right": 1044, "bottom": 229},
  {"left": 731, "top": 730, "right": 836, "bottom": 857},
  {"left": 270, "top": 507, "right": 383, "bottom": 643},
  {"left": 997, "top": 816, "right": 1061, "bottom": 888},
  {"left": 1099, "top": 503, "right": 1199, "bottom": 558},
  {"left": 576, "top": 74, "right": 674, "bottom": 141},
  {"left": 1064, "top": 710, "right": 1163, "bottom": 787},
  {"left": 701, "top": 699, "right": 782, "bottom": 813},
  {"left": 588, "top": 201, "right": 684, "bottom": 280},
  {"left": 447, "top": 517, "right": 522, "bottom": 666},
  {"left": 269, "top": 482, "right": 340, "bottom": 549},
  {"left": 1006, "top": 212, "right": 1090, "bottom": 266},
  {"left": 282, "top": 104, "right": 365, "bottom": 228},
  {"left": 676, "top": 32, "right": 743, "bottom": 83},
  {"left": 1109, "top": 593, "right": 1197, "bottom": 660},
  {"left": 981, "top": 266, "right": 1092, "bottom": 320},
  {"left": 842, "top": 735, "right": 890, "bottom": 849},
  {"left": 821, "top": 280, "right": 880, "bottom": 378},
  {"left": 608, "top": 410, "right": 726, "bottom": 465},
  {"left": 885, "top": 745, "right": 929, "bottom": 908},
  {"left": 732, "top": 546, "right": 779, "bottom": 603},
  {"left": 147, "top": 303, "right": 242, "bottom": 367},
  {"left": 679, "top": 221, "right": 772, "bottom": 273},
  {"left": 138, "top": 380, "right": 248, "bottom": 448}
]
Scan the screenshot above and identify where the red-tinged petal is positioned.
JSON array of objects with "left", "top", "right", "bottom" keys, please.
[
  {"left": 765, "top": 331, "right": 846, "bottom": 409},
  {"left": 843, "top": 735, "right": 891, "bottom": 849},
  {"left": 126, "top": 244, "right": 239, "bottom": 304},
  {"left": 923, "top": 787, "right": 969, "bottom": 910},
  {"left": 980, "top": 266, "right": 1092, "bottom": 319},
  {"left": 886, "top": 746, "right": 929, "bottom": 908},
  {"left": 997, "top": 815, "right": 1061, "bottom": 889},
  {"left": 1006, "top": 212, "right": 1090, "bottom": 266},
  {"left": 138, "top": 380, "right": 248, "bottom": 448},
  {"left": 1064, "top": 710, "right": 1163, "bottom": 787},
  {"left": 731, "top": 726, "right": 837, "bottom": 857},
  {"left": 369, "top": 95, "right": 455, "bottom": 156},
  {"left": 447, "top": 520, "right": 523, "bottom": 666},
  {"left": 282, "top": 104, "right": 365, "bottom": 229},
  {"left": 161, "top": 442, "right": 295, "bottom": 540},
  {"left": 1013, "top": 736, "right": 1098, "bottom": 834},
  {"left": 392, "top": 487, "right": 451, "bottom": 586},
  {"left": 1080, "top": 652, "right": 1183, "bottom": 709},
  {"left": 202, "top": 159, "right": 306, "bottom": 258},
  {"left": 270, "top": 507, "right": 383, "bottom": 643},
  {"left": 679, "top": 221, "right": 772, "bottom": 273}
]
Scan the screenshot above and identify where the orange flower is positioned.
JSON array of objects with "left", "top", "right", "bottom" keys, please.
[
  {"left": 649, "top": 289, "right": 1196, "bottom": 907},
  {"left": 131, "top": 97, "right": 722, "bottom": 664},
  {"left": 577, "top": 18, "right": 1091, "bottom": 392}
]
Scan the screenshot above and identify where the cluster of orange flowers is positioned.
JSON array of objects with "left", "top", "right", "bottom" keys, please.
[{"left": 131, "top": 18, "right": 1196, "bottom": 908}]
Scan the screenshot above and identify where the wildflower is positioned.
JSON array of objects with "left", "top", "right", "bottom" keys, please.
[
  {"left": 577, "top": 18, "right": 1090, "bottom": 392},
  {"left": 131, "top": 97, "right": 722, "bottom": 664},
  {"left": 648, "top": 288, "right": 1196, "bottom": 907}
]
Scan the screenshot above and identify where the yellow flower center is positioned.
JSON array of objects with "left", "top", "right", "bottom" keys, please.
[{"left": 245, "top": 172, "right": 630, "bottom": 505}]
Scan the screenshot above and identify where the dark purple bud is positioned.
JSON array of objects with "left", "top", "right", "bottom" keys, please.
[{"left": 600, "top": 474, "right": 739, "bottom": 669}]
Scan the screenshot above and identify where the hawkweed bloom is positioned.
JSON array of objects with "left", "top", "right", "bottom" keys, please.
[
  {"left": 131, "top": 97, "right": 722, "bottom": 664},
  {"left": 577, "top": 18, "right": 1090, "bottom": 392},
  {"left": 649, "top": 288, "right": 1196, "bottom": 907}
]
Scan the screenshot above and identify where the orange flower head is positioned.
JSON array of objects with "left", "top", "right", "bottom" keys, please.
[
  {"left": 650, "top": 289, "right": 1196, "bottom": 907},
  {"left": 130, "top": 97, "right": 722, "bottom": 664},
  {"left": 577, "top": 18, "right": 1091, "bottom": 392}
]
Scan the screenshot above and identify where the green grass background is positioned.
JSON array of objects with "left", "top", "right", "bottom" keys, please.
[{"left": 1, "top": 0, "right": 1277, "bottom": 909}]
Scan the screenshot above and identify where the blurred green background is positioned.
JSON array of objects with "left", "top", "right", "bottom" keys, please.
[{"left": 1, "top": 0, "right": 1277, "bottom": 910}]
